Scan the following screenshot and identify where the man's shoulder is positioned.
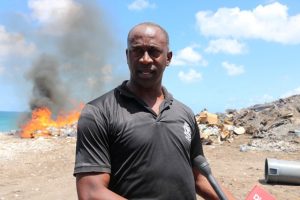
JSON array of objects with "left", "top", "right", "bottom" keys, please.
[
  {"left": 83, "top": 81, "right": 128, "bottom": 113},
  {"left": 79, "top": 86, "right": 122, "bottom": 120},
  {"left": 78, "top": 89, "right": 115, "bottom": 118},
  {"left": 172, "top": 98, "right": 195, "bottom": 115},
  {"left": 88, "top": 88, "right": 117, "bottom": 107}
]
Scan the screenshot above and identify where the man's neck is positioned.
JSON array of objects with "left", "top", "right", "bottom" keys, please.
[
  {"left": 126, "top": 81, "right": 164, "bottom": 114},
  {"left": 126, "top": 81, "right": 164, "bottom": 99}
]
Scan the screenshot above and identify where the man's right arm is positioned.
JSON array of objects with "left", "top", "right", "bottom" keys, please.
[{"left": 76, "top": 172, "right": 127, "bottom": 200}]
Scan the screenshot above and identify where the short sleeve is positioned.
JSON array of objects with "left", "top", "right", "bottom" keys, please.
[
  {"left": 73, "top": 104, "right": 111, "bottom": 176},
  {"left": 190, "top": 117, "right": 204, "bottom": 160}
]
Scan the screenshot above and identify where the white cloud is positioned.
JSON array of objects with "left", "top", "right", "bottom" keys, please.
[
  {"left": 205, "top": 38, "right": 246, "bottom": 54},
  {"left": 196, "top": 2, "right": 300, "bottom": 44},
  {"left": 28, "top": 0, "right": 80, "bottom": 35},
  {"left": 178, "top": 69, "right": 202, "bottom": 83},
  {"left": 0, "top": 25, "right": 36, "bottom": 57},
  {"left": 172, "top": 46, "right": 207, "bottom": 67},
  {"left": 128, "top": 0, "right": 156, "bottom": 11},
  {"left": 281, "top": 87, "right": 300, "bottom": 98},
  {"left": 222, "top": 61, "right": 245, "bottom": 76}
]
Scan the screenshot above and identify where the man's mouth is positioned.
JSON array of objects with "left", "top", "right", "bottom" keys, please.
[{"left": 138, "top": 70, "right": 154, "bottom": 78}]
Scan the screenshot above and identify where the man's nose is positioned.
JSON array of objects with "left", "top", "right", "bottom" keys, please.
[{"left": 139, "top": 51, "right": 153, "bottom": 64}]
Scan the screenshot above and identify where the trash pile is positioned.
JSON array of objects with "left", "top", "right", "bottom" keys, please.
[
  {"left": 3, "top": 123, "right": 78, "bottom": 138},
  {"left": 31, "top": 122, "right": 78, "bottom": 138},
  {"left": 31, "top": 122, "right": 77, "bottom": 138},
  {"left": 197, "top": 95, "right": 300, "bottom": 152},
  {"left": 196, "top": 110, "right": 245, "bottom": 145}
]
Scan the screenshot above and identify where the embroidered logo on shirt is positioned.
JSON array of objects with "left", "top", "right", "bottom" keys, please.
[{"left": 183, "top": 122, "right": 192, "bottom": 142}]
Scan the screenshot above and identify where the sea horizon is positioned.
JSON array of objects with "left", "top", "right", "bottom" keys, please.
[{"left": 0, "top": 111, "right": 29, "bottom": 132}]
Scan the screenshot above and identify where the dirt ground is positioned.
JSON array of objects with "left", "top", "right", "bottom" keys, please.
[{"left": 0, "top": 134, "right": 299, "bottom": 200}]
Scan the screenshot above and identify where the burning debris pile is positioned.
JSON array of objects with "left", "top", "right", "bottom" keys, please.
[
  {"left": 20, "top": 106, "right": 82, "bottom": 138},
  {"left": 197, "top": 95, "right": 300, "bottom": 151}
]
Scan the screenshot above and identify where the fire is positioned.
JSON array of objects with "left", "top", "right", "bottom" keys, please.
[{"left": 21, "top": 104, "right": 83, "bottom": 138}]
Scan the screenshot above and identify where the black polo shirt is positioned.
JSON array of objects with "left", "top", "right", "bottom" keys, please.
[{"left": 74, "top": 81, "right": 203, "bottom": 200}]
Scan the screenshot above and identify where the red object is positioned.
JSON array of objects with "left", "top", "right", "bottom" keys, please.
[{"left": 245, "top": 185, "right": 276, "bottom": 200}]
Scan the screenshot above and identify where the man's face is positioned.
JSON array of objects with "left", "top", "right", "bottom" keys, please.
[{"left": 126, "top": 25, "right": 172, "bottom": 89}]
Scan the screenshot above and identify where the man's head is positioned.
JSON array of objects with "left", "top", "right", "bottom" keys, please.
[
  {"left": 126, "top": 22, "right": 172, "bottom": 89},
  {"left": 127, "top": 22, "right": 170, "bottom": 49}
]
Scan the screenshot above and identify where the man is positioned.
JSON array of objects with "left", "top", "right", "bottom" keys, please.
[{"left": 74, "top": 22, "right": 235, "bottom": 200}]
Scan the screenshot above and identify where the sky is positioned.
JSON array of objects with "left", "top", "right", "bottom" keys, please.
[{"left": 0, "top": 0, "right": 300, "bottom": 114}]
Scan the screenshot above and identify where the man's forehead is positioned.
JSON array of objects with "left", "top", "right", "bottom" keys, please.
[
  {"left": 144, "top": 26, "right": 156, "bottom": 36},
  {"left": 130, "top": 25, "right": 164, "bottom": 40},
  {"left": 130, "top": 30, "right": 166, "bottom": 46}
]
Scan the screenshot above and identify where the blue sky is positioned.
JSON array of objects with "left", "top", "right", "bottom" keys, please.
[{"left": 0, "top": 0, "right": 300, "bottom": 114}]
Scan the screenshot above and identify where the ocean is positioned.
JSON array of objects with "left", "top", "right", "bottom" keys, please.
[{"left": 0, "top": 111, "right": 28, "bottom": 132}]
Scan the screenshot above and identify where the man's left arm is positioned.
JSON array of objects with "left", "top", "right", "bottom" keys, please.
[
  {"left": 189, "top": 116, "right": 236, "bottom": 199},
  {"left": 193, "top": 167, "right": 236, "bottom": 200}
]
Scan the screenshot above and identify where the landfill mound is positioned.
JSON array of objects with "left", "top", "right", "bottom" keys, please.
[{"left": 196, "top": 94, "right": 300, "bottom": 152}]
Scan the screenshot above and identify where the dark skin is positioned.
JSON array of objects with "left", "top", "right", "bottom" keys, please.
[
  {"left": 76, "top": 23, "right": 236, "bottom": 200},
  {"left": 125, "top": 24, "right": 172, "bottom": 114}
]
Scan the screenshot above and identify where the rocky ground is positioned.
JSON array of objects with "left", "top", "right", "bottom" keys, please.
[{"left": 0, "top": 133, "right": 299, "bottom": 200}]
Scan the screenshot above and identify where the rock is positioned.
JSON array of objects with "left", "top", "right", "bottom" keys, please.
[{"left": 233, "top": 127, "right": 245, "bottom": 135}]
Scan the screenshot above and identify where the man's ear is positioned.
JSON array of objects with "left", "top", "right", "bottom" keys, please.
[
  {"left": 126, "top": 49, "right": 129, "bottom": 64},
  {"left": 166, "top": 51, "right": 172, "bottom": 66}
]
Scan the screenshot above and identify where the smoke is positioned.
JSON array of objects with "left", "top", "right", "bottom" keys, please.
[
  {"left": 26, "top": 0, "right": 121, "bottom": 114},
  {"left": 57, "top": 1, "right": 117, "bottom": 100},
  {"left": 26, "top": 54, "right": 68, "bottom": 114}
]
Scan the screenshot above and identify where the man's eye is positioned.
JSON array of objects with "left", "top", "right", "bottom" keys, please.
[
  {"left": 148, "top": 49, "right": 161, "bottom": 58},
  {"left": 130, "top": 47, "right": 161, "bottom": 58},
  {"left": 131, "top": 48, "right": 144, "bottom": 56}
]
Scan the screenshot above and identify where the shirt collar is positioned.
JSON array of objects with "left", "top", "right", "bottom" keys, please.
[{"left": 117, "top": 80, "right": 173, "bottom": 104}]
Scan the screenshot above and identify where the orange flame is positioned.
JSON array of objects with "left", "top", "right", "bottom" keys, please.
[{"left": 21, "top": 104, "right": 83, "bottom": 138}]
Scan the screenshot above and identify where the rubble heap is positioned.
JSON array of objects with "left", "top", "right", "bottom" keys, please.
[
  {"left": 232, "top": 94, "right": 300, "bottom": 151},
  {"left": 196, "top": 95, "right": 300, "bottom": 152},
  {"left": 232, "top": 95, "right": 300, "bottom": 138}
]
